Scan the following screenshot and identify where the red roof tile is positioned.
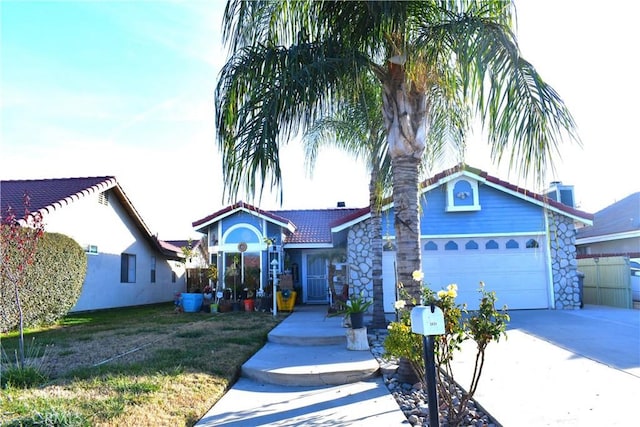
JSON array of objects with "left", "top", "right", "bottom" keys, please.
[
  {"left": 273, "top": 208, "right": 365, "bottom": 244},
  {"left": 0, "top": 176, "right": 181, "bottom": 259},
  {"left": 1, "top": 176, "right": 116, "bottom": 219}
]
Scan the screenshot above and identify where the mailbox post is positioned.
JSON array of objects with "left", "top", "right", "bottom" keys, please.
[
  {"left": 271, "top": 259, "right": 279, "bottom": 317},
  {"left": 411, "top": 304, "right": 445, "bottom": 427}
]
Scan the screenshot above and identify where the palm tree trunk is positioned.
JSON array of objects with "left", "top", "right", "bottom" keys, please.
[
  {"left": 369, "top": 168, "right": 387, "bottom": 328},
  {"left": 382, "top": 63, "right": 427, "bottom": 305},
  {"left": 391, "top": 155, "right": 422, "bottom": 305}
]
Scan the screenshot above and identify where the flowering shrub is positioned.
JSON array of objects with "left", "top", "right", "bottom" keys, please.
[{"left": 384, "top": 272, "right": 510, "bottom": 426}]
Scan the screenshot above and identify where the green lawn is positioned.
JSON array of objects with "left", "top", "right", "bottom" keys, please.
[{"left": 1, "top": 303, "right": 284, "bottom": 426}]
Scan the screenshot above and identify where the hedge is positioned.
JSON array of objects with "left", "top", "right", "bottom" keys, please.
[{"left": 1, "top": 230, "right": 87, "bottom": 332}]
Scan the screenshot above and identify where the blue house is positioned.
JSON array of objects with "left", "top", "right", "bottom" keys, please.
[{"left": 192, "top": 165, "right": 593, "bottom": 312}]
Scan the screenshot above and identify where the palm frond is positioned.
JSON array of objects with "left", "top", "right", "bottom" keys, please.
[{"left": 215, "top": 40, "right": 370, "bottom": 203}]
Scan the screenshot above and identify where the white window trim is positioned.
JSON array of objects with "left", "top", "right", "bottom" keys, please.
[{"left": 446, "top": 178, "right": 481, "bottom": 212}]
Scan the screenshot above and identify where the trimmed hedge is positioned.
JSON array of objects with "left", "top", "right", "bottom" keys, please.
[{"left": 1, "top": 231, "right": 87, "bottom": 332}]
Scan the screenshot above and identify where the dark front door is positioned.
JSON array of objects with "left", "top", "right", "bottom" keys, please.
[{"left": 306, "top": 256, "right": 328, "bottom": 303}]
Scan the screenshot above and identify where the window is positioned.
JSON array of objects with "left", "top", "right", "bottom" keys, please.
[
  {"left": 446, "top": 178, "right": 481, "bottom": 211},
  {"left": 85, "top": 244, "right": 98, "bottom": 255},
  {"left": 172, "top": 271, "right": 177, "bottom": 283},
  {"left": 465, "top": 240, "right": 479, "bottom": 250},
  {"left": 485, "top": 240, "right": 499, "bottom": 249},
  {"left": 150, "top": 256, "right": 156, "bottom": 283},
  {"left": 445, "top": 241, "right": 458, "bottom": 251},
  {"left": 120, "top": 253, "right": 136, "bottom": 283},
  {"left": 424, "top": 241, "right": 438, "bottom": 251},
  {"left": 506, "top": 239, "right": 519, "bottom": 249},
  {"left": 526, "top": 239, "right": 540, "bottom": 249}
]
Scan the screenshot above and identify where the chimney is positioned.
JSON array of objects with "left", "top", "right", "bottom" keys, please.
[
  {"left": 545, "top": 181, "right": 575, "bottom": 207},
  {"left": 336, "top": 201, "right": 346, "bottom": 208}
]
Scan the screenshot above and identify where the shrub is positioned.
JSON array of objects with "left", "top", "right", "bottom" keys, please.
[
  {"left": 1, "top": 231, "right": 87, "bottom": 332},
  {"left": 384, "top": 276, "right": 509, "bottom": 426}
]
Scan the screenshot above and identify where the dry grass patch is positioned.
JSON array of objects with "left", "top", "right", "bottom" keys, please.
[{"left": 1, "top": 303, "right": 284, "bottom": 426}]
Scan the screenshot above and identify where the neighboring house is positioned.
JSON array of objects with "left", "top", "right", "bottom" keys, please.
[
  {"left": 164, "top": 238, "right": 210, "bottom": 291},
  {"left": 576, "top": 192, "right": 640, "bottom": 304},
  {"left": 575, "top": 192, "right": 640, "bottom": 256},
  {"left": 193, "top": 164, "right": 593, "bottom": 312},
  {"left": 1, "top": 176, "right": 185, "bottom": 312}
]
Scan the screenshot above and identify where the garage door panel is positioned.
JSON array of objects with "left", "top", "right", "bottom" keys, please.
[{"left": 421, "top": 236, "right": 549, "bottom": 310}]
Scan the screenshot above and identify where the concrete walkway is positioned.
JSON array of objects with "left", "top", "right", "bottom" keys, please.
[
  {"left": 196, "top": 306, "right": 407, "bottom": 426},
  {"left": 197, "top": 304, "right": 640, "bottom": 426}
]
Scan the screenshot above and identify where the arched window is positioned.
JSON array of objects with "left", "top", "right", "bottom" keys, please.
[
  {"left": 465, "top": 240, "right": 479, "bottom": 250},
  {"left": 446, "top": 177, "right": 481, "bottom": 211},
  {"left": 225, "top": 226, "right": 260, "bottom": 244},
  {"left": 425, "top": 241, "right": 438, "bottom": 251},
  {"left": 526, "top": 239, "right": 540, "bottom": 248},
  {"left": 485, "top": 240, "right": 499, "bottom": 249},
  {"left": 445, "top": 241, "right": 458, "bottom": 251},
  {"left": 506, "top": 239, "right": 519, "bottom": 249}
]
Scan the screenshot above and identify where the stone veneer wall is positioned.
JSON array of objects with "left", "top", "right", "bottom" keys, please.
[
  {"left": 548, "top": 212, "right": 581, "bottom": 309},
  {"left": 347, "top": 213, "right": 582, "bottom": 310},
  {"left": 346, "top": 219, "right": 374, "bottom": 311}
]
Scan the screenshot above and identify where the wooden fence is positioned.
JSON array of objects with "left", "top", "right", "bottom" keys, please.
[{"left": 577, "top": 256, "right": 632, "bottom": 308}]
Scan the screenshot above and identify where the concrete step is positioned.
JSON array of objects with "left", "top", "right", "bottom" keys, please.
[
  {"left": 241, "top": 342, "right": 380, "bottom": 386},
  {"left": 267, "top": 311, "right": 348, "bottom": 346}
]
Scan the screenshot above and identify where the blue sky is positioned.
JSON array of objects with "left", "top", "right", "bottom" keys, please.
[{"left": 2, "top": 1, "right": 638, "bottom": 239}]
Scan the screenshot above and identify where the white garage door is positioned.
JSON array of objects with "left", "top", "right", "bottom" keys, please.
[{"left": 421, "top": 236, "right": 550, "bottom": 310}]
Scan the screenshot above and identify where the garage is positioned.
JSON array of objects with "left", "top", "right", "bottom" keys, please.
[
  {"left": 422, "top": 235, "right": 550, "bottom": 310},
  {"left": 383, "top": 235, "right": 551, "bottom": 311}
]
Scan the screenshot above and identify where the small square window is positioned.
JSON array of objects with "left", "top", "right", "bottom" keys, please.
[{"left": 85, "top": 245, "right": 99, "bottom": 255}]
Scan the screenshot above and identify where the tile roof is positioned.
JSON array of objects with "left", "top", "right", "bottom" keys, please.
[
  {"left": 192, "top": 201, "right": 294, "bottom": 230},
  {"left": 576, "top": 192, "right": 640, "bottom": 239},
  {"left": 421, "top": 164, "right": 594, "bottom": 223},
  {"left": 0, "top": 176, "right": 181, "bottom": 259},
  {"left": 273, "top": 208, "right": 366, "bottom": 244},
  {"left": 1, "top": 176, "right": 117, "bottom": 219},
  {"left": 192, "top": 165, "right": 594, "bottom": 246}
]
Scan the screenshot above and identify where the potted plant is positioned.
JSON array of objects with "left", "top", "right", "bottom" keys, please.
[
  {"left": 331, "top": 292, "right": 372, "bottom": 329},
  {"left": 202, "top": 285, "right": 214, "bottom": 312}
]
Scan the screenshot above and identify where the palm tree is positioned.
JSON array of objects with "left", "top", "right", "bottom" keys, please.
[
  {"left": 302, "top": 75, "right": 390, "bottom": 327},
  {"left": 216, "top": 1, "right": 578, "bottom": 303}
]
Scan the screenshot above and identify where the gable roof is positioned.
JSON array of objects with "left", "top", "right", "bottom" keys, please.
[
  {"left": 191, "top": 165, "right": 594, "bottom": 246},
  {"left": 1, "top": 176, "right": 181, "bottom": 259},
  {"left": 576, "top": 192, "right": 640, "bottom": 241},
  {"left": 421, "top": 164, "right": 593, "bottom": 223},
  {"left": 330, "top": 164, "right": 594, "bottom": 229},
  {"left": 192, "top": 201, "right": 367, "bottom": 245},
  {"left": 1, "top": 176, "right": 118, "bottom": 221},
  {"left": 192, "top": 201, "right": 295, "bottom": 232}
]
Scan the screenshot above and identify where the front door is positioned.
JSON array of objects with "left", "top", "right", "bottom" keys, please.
[{"left": 306, "top": 255, "right": 328, "bottom": 304}]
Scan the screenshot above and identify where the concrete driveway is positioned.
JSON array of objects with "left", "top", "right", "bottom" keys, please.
[{"left": 453, "top": 305, "right": 640, "bottom": 426}]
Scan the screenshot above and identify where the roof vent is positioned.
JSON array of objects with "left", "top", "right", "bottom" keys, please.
[{"left": 336, "top": 201, "right": 346, "bottom": 208}]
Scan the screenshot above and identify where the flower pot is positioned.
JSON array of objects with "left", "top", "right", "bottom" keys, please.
[
  {"left": 350, "top": 312, "right": 364, "bottom": 329},
  {"left": 181, "top": 293, "right": 203, "bottom": 313},
  {"left": 244, "top": 299, "right": 255, "bottom": 312},
  {"left": 219, "top": 301, "right": 232, "bottom": 313},
  {"left": 211, "top": 303, "right": 219, "bottom": 313}
]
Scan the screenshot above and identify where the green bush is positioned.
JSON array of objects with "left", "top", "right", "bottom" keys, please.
[{"left": 1, "top": 231, "right": 87, "bottom": 332}]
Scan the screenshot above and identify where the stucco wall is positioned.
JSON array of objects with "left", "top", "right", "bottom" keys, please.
[{"left": 42, "top": 189, "right": 185, "bottom": 312}]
